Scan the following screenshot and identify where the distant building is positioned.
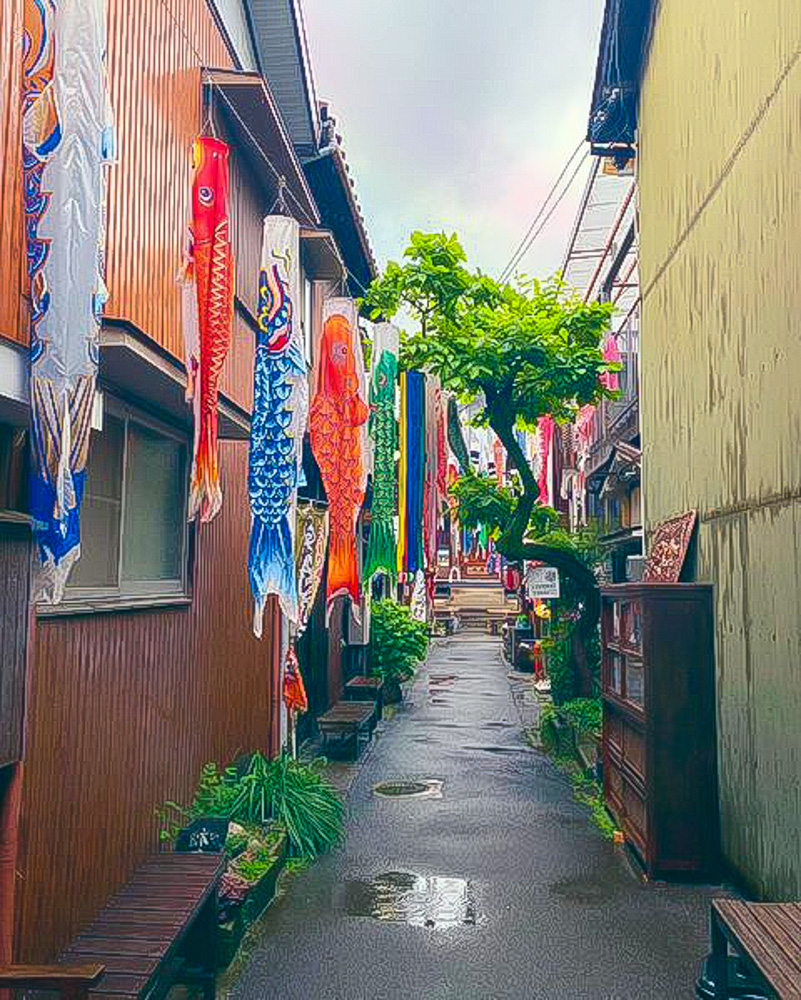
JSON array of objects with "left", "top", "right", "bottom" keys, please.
[{"left": 560, "top": 157, "right": 642, "bottom": 583}]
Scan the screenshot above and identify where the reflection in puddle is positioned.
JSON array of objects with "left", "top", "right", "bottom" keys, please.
[{"left": 342, "top": 871, "right": 477, "bottom": 928}]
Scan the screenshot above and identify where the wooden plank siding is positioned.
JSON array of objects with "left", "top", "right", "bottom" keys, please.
[
  {"left": 15, "top": 441, "right": 280, "bottom": 961},
  {"left": 103, "top": 0, "right": 261, "bottom": 407},
  {"left": 0, "top": 0, "right": 25, "bottom": 346},
  {"left": 0, "top": 522, "right": 32, "bottom": 767}
]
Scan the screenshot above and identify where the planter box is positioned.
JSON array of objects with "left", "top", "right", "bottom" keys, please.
[{"left": 217, "top": 834, "right": 288, "bottom": 968}]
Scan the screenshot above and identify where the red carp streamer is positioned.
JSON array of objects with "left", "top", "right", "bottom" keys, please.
[{"left": 185, "top": 137, "right": 234, "bottom": 522}]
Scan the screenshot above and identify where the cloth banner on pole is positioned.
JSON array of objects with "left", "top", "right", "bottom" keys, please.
[
  {"left": 294, "top": 501, "right": 329, "bottom": 639},
  {"left": 396, "top": 370, "right": 408, "bottom": 577},
  {"left": 248, "top": 215, "right": 308, "bottom": 636},
  {"left": 423, "top": 376, "right": 440, "bottom": 573},
  {"left": 310, "top": 297, "right": 369, "bottom": 621},
  {"left": 364, "top": 321, "right": 399, "bottom": 584},
  {"left": 183, "top": 136, "right": 234, "bottom": 523},
  {"left": 23, "top": 0, "right": 113, "bottom": 603},
  {"left": 404, "top": 371, "right": 426, "bottom": 575}
]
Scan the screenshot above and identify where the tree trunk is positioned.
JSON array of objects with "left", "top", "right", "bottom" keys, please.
[{"left": 486, "top": 403, "right": 600, "bottom": 637}]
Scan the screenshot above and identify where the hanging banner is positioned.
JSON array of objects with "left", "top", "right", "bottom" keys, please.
[
  {"left": 537, "top": 415, "right": 555, "bottom": 506},
  {"left": 423, "top": 376, "right": 440, "bottom": 573},
  {"left": 446, "top": 395, "right": 470, "bottom": 474},
  {"left": 294, "top": 501, "right": 329, "bottom": 638},
  {"left": 404, "top": 371, "right": 426, "bottom": 574},
  {"left": 23, "top": 0, "right": 113, "bottom": 602},
  {"left": 309, "top": 298, "right": 369, "bottom": 620},
  {"left": 182, "top": 136, "right": 234, "bottom": 523},
  {"left": 283, "top": 645, "right": 308, "bottom": 715},
  {"left": 248, "top": 215, "right": 308, "bottom": 636},
  {"left": 396, "top": 370, "right": 408, "bottom": 577},
  {"left": 364, "top": 322, "right": 399, "bottom": 584}
]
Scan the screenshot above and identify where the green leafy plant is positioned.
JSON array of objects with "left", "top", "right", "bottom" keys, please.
[
  {"left": 560, "top": 697, "right": 602, "bottom": 735},
  {"left": 155, "top": 801, "right": 188, "bottom": 844},
  {"left": 368, "top": 599, "right": 429, "bottom": 683},
  {"left": 190, "top": 761, "right": 241, "bottom": 819},
  {"left": 570, "top": 773, "right": 616, "bottom": 840},
  {"left": 230, "top": 829, "right": 286, "bottom": 882},
  {"left": 157, "top": 752, "right": 344, "bottom": 861},
  {"left": 267, "top": 753, "right": 344, "bottom": 860},
  {"left": 231, "top": 752, "right": 273, "bottom": 826}
]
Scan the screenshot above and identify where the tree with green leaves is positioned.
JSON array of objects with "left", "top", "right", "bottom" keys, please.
[{"left": 362, "top": 232, "right": 616, "bottom": 686}]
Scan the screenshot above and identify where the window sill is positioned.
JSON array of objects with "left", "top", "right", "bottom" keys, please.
[{"left": 36, "top": 593, "right": 192, "bottom": 618}]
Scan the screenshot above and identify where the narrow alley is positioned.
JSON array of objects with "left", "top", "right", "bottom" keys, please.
[{"left": 227, "top": 632, "right": 716, "bottom": 1000}]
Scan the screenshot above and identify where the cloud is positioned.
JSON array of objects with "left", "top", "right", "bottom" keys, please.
[{"left": 302, "top": 0, "right": 605, "bottom": 278}]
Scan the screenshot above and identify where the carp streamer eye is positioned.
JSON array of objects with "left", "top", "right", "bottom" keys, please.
[{"left": 198, "top": 186, "right": 214, "bottom": 206}]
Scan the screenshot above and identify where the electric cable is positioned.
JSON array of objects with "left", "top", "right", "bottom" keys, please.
[{"left": 500, "top": 145, "right": 590, "bottom": 283}]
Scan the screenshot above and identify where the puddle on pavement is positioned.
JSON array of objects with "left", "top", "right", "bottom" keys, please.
[{"left": 341, "top": 871, "right": 477, "bottom": 928}]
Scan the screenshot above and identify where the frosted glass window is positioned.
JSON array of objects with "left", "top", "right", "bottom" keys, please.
[
  {"left": 121, "top": 423, "right": 185, "bottom": 582},
  {"left": 65, "top": 401, "right": 187, "bottom": 599},
  {"left": 69, "top": 415, "right": 124, "bottom": 588}
]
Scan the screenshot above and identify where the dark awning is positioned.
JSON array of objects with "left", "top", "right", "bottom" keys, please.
[
  {"left": 100, "top": 322, "right": 249, "bottom": 440},
  {"left": 204, "top": 68, "right": 320, "bottom": 227},
  {"left": 587, "top": 0, "right": 655, "bottom": 152},
  {"left": 303, "top": 147, "right": 377, "bottom": 297}
]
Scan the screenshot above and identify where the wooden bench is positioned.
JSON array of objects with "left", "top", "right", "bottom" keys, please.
[
  {"left": 0, "top": 852, "right": 224, "bottom": 999},
  {"left": 344, "top": 676, "right": 385, "bottom": 720},
  {"left": 710, "top": 898, "right": 801, "bottom": 999},
  {"left": 317, "top": 702, "right": 375, "bottom": 758}
]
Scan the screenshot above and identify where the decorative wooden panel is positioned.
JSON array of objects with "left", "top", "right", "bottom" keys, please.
[{"left": 15, "top": 442, "right": 280, "bottom": 961}]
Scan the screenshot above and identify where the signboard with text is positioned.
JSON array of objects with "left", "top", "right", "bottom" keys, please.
[{"left": 526, "top": 565, "right": 560, "bottom": 600}]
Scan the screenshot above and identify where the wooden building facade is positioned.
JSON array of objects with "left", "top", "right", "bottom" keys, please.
[{"left": 0, "top": 0, "right": 375, "bottom": 962}]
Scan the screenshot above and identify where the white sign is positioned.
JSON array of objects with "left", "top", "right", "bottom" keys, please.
[{"left": 526, "top": 565, "right": 560, "bottom": 600}]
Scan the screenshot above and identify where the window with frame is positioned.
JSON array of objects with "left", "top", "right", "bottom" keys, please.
[{"left": 65, "top": 399, "right": 189, "bottom": 603}]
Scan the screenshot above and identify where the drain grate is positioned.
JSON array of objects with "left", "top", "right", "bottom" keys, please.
[{"left": 374, "top": 779, "right": 443, "bottom": 799}]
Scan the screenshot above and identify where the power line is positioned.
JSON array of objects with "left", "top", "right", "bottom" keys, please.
[{"left": 499, "top": 139, "right": 588, "bottom": 283}]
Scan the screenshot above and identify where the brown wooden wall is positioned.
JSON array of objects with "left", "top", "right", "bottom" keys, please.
[
  {"left": 0, "top": 522, "right": 31, "bottom": 767},
  {"left": 14, "top": 441, "right": 281, "bottom": 961},
  {"left": 104, "top": 0, "right": 254, "bottom": 401},
  {"left": 0, "top": 0, "right": 25, "bottom": 346}
]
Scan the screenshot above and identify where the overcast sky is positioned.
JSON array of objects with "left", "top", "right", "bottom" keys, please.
[{"left": 301, "top": 0, "right": 605, "bottom": 281}]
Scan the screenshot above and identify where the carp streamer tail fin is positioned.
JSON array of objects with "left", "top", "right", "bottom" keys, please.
[{"left": 249, "top": 513, "right": 298, "bottom": 638}]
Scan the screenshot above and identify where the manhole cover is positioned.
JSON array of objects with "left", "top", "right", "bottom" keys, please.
[{"left": 374, "top": 779, "right": 443, "bottom": 799}]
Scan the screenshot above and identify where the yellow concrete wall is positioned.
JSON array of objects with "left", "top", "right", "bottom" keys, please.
[{"left": 638, "top": 0, "right": 801, "bottom": 898}]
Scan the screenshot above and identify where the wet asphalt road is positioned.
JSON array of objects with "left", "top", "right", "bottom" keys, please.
[{"left": 228, "top": 633, "right": 717, "bottom": 999}]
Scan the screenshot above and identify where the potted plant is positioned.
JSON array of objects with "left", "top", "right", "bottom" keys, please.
[{"left": 368, "top": 599, "right": 429, "bottom": 703}]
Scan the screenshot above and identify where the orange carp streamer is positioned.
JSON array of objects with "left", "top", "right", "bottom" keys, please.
[
  {"left": 185, "top": 137, "right": 234, "bottom": 522},
  {"left": 310, "top": 310, "right": 369, "bottom": 620}
]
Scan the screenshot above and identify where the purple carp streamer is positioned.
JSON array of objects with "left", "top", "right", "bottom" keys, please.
[{"left": 23, "top": 0, "right": 113, "bottom": 602}]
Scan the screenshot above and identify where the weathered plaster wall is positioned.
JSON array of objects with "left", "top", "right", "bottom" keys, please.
[{"left": 638, "top": 0, "right": 801, "bottom": 898}]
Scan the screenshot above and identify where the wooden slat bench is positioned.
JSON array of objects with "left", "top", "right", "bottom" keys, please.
[
  {"left": 317, "top": 701, "right": 375, "bottom": 758},
  {"left": 344, "top": 676, "right": 385, "bottom": 720},
  {"left": 0, "top": 852, "right": 224, "bottom": 999},
  {"left": 710, "top": 898, "right": 801, "bottom": 999}
]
